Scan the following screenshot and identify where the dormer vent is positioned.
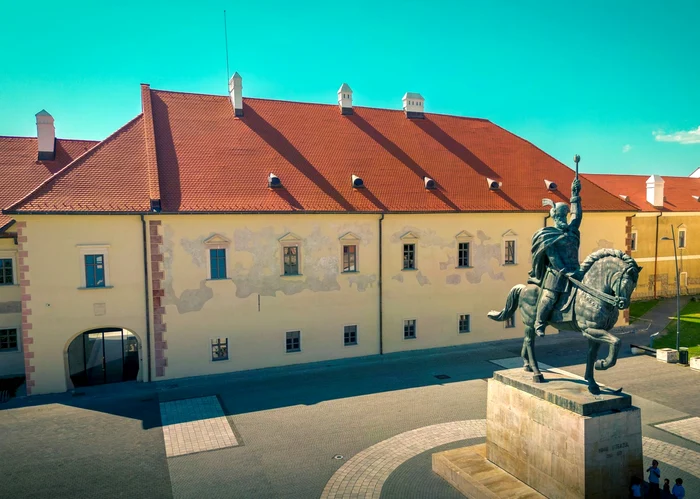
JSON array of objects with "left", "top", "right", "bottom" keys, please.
[
  {"left": 338, "top": 83, "right": 353, "bottom": 115},
  {"left": 619, "top": 194, "right": 630, "bottom": 202},
  {"left": 228, "top": 72, "right": 243, "bottom": 117},
  {"left": 36, "top": 110, "right": 55, "bottom": 160},
  {"left": 424, "top": 177, "right": 436, "bottom": 189},
  {"left": 487, "top": 178, "right": 502, "bottom": 190},
  {"left": 693, "top": 195, "right": 700, "bottom": 202},
  {"left": 402, "top": 92, "right": 424, "bottom": 119},
  {"left": 352, "top": 175, "right": 364, "bottom": 188},
  {"left": 268, "top": 173, "right": 281, "bottom": 188},
  {"left": 544, "top": 179, "right": 558, "bottom": 191},
  {"left": 646, "top": 175, "right": 664, "bottom": 207}
]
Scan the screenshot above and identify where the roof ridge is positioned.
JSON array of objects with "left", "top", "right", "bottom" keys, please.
[
  {"left": 0, "top": 135, "right": 99, "bottom": 143},
  {"left": 3, "top": 114, "right": 145, "bottom": 213},
  {"left": 141, "top": 84, "right": 161, "bottom": 202}
]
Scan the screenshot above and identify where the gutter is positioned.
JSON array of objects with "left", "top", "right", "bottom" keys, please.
[
  {"left": 140, "top": 214, "right": 153, "bottom": 383},
  {"left": 378, "top": 213, "right": 384, "bottom": 355},
  {"left": 653, "top": 211, "right": 662, "bottom": 299}
]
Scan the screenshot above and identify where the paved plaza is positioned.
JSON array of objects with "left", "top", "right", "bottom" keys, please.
[{"left": 1, "top": 300, "right": 700, "bottom": 498}]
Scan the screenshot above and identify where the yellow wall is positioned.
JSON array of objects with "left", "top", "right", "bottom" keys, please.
[
  {"left": 629, "top": 213, "right": 700, "bottom": 299},
  {"left": 16, "top": 215, "right": 147, "bottom": 394},
  {"left": 0, "top": 235, "right": 23, "bottom": 377}
]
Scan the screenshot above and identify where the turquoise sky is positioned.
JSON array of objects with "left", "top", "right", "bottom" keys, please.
[{"left": 2, "top": 0, "right": 699, "bottom": 175}]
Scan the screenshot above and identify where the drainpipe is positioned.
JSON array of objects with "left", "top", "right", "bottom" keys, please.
[
  {"left": 378, "top": 213, "right": 384, "bottom": 355},
  {"left": 653, "top": 212, "right": 662, "bottom": 299},
  {"left": 140, "top": 214, "right": 152, "bottom": 383}
]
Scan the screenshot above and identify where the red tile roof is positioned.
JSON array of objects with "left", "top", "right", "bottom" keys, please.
[
  {"left": 6, "top": 85, "right": 637, "bottom": 215},
  {"left": 5, "top": 115, "right": 151, "bottom": 213},
  {"left": 0, "top": 136, "right": 98, "bottom": 229},
  {"left": 584, "top": 174, "right": 700, "bottom": 212}
]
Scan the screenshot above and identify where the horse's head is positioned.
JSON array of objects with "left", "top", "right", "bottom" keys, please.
[{"left": 612, "top": 261, "right": 643, "bottom": 310}]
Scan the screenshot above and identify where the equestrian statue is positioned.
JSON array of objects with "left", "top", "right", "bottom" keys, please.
[{"left": 488, "top": 155, "right": 642, "bottom": 394}]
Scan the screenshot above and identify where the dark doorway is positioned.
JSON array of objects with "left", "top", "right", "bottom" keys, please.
[{"left": 68, "top": 328, "right": 139, "bottom": 387}]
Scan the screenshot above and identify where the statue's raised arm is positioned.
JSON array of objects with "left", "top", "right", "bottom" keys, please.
[{"left": 569, "top": 177, "right": 582, "bottom": 231}]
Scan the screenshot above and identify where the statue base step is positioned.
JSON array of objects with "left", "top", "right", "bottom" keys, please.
[{"left": 432, "top": 444, "right": 545, "bottom": 499}]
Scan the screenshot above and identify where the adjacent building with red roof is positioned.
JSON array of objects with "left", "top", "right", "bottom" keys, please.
[{"left": 1, "top": 77, "right": 637, "bottom": 395}]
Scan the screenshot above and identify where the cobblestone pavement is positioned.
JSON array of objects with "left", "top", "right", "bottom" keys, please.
[
  {"left": 656, "top": 417, "right": 700, "bottom": 445},
  {"left": 160, "top": 396, "right": 238, "bottom": 457},
  {"left": 643, "top": 436, "right": 700, "bottom": 478},
  {"left": 320, "top": 420, "right": 486, "bottom": 499}
]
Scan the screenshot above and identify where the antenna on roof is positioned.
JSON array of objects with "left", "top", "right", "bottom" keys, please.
[{"left": 223, "top": 10, "right": 230, "bottom": 83}]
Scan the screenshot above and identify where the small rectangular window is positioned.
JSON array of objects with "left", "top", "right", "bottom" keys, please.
[
  {"left": 286, "top": 330, "right": 301, "bottom": 352},
  {"left": 504, "top": 240, "right": 516, "bottom": 265},
  {"left": 459, "top": 314, "right": 471, "bottom": 334},
  {"left": 680, "top": 272, "right": 688, "bottom": 287},
  {"left": 678, "top": 229, "right": 687, "bottom": 249},
  {"left": 630, "top": 232, "right": 637, "bottom": 252},
  {"left": 211, "top": 337, "right": 229, "bottom": 361},
  {"left": 209, "top": 248, "right": 227, "bottom": 279},
  {"left": 458, "top": 242, "right": 470, "bottom": 267},
  {"left": 85, "top": 254, "right": 105, "bottom": 288},
  {"left": 403, "top": 244, "right": 415, "bottom": 270},
  {"left": 284, "top": 246, "right": 300, "bottom": 275},
  {"left": 0, "top": 328, "right": 18, "bottom": 352},
  {"left": 344, "top": 325, "right": 358, "bottom": 346},
  {"left": 0, "top": 259, "right": 13, "bottom": 285},
  {"left": 505, "top": 315, "right": 515, "bottom": 328},
  {"left": 343, "top": 245, "right": 357, "bottom": 272},
  {"left": 403, "top": 319, "right": 416, "bottom": 339}
]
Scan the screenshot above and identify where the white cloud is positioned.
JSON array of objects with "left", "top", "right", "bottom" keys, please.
[
  {"left": 622, "top": 144, "right": 632, "bottom": 153},
  {"left": 653, "top": 126, "right": 700, "bottom": 144}
]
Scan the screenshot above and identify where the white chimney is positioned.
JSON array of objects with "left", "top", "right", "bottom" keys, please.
[
  {"left": 338, "top": 83, "right": 353, "bottom": 115},
  {"left": 228, "top": 72, "right": 243, "bottom": 117},
  {"left": 36, "top": 110, "right": 55, "bottom": 160},
  {"left": 402, "top": 92, "right": 424, "bottom": 119},
  {"left": 646, "top": 175, "right": 665, "bottom": 207}
]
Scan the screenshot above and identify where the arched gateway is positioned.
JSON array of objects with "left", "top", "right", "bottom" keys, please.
[{"left": 66, "top": 328, "right": 140, "bottom": 387}]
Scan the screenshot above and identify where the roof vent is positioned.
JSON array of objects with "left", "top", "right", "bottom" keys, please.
[
  {"left": 402, "top": 93, "right": 424, "bottom": 119},
  {"left": 544, "top": 179, "right": 558, "bottom": 191},
  {"left": 352, "top": 175, "right": 364, "bottom": 188},
  {"left": 338, "top": 83, "right": 353, "bottom": 115},
  {"left": 487, "top": 178, "right": 502, "bottom": 190},
  {"left": 268, "top": 173, "right": 281, "bottom": 188},
  {"left": 424, "top": 177, "right": 436, "bottom": 189},
  {"left": 693, "top": 195, "right": 700, "bottom": 202},
  {"left": 228, "top": 72, "right": 243, "bottom": 117},
  {"left": 150, "top": 199, "right": 162, "bottom": 213},
  {"left": 646, "top": 175, "right": 664, "bottom": 207},
  {"left": 36, "top": 110, "right": 55, "bottom": 160},
  {"left": 619, "top": 194, "right": 630, "bottom": 202}
]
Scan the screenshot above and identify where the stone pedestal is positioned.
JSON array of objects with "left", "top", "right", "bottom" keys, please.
[
  {"left": 433, "top": 368, "right": 643, "bottom": 498},
  {"left": 657, "top": 348, "right": 679, "bottom": 363}
]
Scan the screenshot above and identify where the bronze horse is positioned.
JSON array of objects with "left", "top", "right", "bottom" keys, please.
[{"left": 488, "top": 249, "right": 642, "bottom": 394}]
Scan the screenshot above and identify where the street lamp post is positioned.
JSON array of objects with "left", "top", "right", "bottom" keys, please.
[{"left": 660, "top": 225, "right": 681, "bottom": 351}]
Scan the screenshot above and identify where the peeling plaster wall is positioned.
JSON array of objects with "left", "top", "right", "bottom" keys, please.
[{"left": 158, "top": 214, "right": 380, "bottom": 380}]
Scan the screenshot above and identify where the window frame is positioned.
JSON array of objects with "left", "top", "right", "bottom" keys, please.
[
  {"left": 680, "top": 271, "right": 688, "bottom": 287},
  {"left": 204, "top": 234, "right": 231, "bottom": 281},
  {"left": 0, "top": 251, "right": 17, "bottom": 286},
  {"left": 283, "top": 245, "right": 301, "bottom": 276},
  {"left": 208, "top": 248, "right": 228, "bottom": 280},
  {"left": 402, "top": 243, "right": 416, "bottom": 270},
  {"left": 210, "top": 337, "right": 229, "bottom": 362},
  {"left": 339, "top": 232, "right": 360, "bottom": 274},
  {"left": 0, "top": 327, "right": 20, "bottom": 353},
  {"left": 343, "top": 324, "right": 358, "bottom": 346},
  {"left": 630, "top": 230, "right": 638, "bottom": 252},
  {"left": 457, "top": 242, "right": 471, "bottom": 268},
  {"left": 503, "top": 239, "right": 517, "bottom": 265},
  {"left": 403, "top": 319, "right": 417, "bottom": 340},
  {"left": 678, "top": 228, "right": 687, "bottom": 249},
  {"left": 285, "top": 330, "right": 302, "bottom": 353},
  {"left": 279, "top": 233, "right": 303, "bottom": 276},
  {"left": 342, "top": 244, "right": 358, "bottom": 273},
  {"left": 458, "top": 314, "right": 471, "bottom": 334},
  {"left": 77, "top": 245, "right": 111, "bottom": 289}
]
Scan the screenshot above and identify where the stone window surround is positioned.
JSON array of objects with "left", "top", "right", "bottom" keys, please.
[
  {"left": 680, "top": 271, "right": 688, "bottom": 287},
  {"left": 339, "top": 232, "right": 360, "bottom": 273},
  {"left": 455, "top": 231, "right": 473, "bottom": 268},
  {"left": 0, "top": 326, "right": 21, "bottom": 353},
  {"left": 76, "top": 244, "right": 112, "bottom": 289},
  {"left": 458, "top": 313, "right": 471, "bottom": 334},
  {"left": 210, "top": 337, "right": 229, "bottom": 362},
  {"left": 400, "top": 231, "right": 419, "bottom": 271},
  {"left": 0, "top": 250, "right": 18, "bottom": 286},
  {"left": 630, "top": 229, "right": 638, "bottom": 252},
  {"left": 279, "top": 233, "right": 303, "bottom": 276},
  {"left": 203, "top": 234, "right": 231, "bottom": 281},
  {"left": 678, "top": 226, "right": 687, "bottom": 249},
  {"left": 502, "top": 230, "right": 518, "bottom": 265}
]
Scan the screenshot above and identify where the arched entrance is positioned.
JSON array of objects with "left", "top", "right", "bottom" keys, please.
[{"left": 67, "top": 328, "right": 140, "bottom": 387}]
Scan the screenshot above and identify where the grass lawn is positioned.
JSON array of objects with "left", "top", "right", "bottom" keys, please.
[
  {"left": 654, "top": 300, "right": 700, "bottom": 358},
  {"left": 629, "top": 299, "right": 660, "bottom": 323}
]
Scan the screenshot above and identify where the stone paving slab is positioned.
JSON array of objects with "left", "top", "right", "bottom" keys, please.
[
  {"left": 160, "top": 396, "right": 238, "bottom": 457},
  {"left": 656, "top": 417, "right": 700, "bottom": 445}
]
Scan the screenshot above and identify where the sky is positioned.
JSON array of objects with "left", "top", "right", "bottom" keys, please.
[{"left": 2, "top": 0, "right": 699, "bottom": 176}]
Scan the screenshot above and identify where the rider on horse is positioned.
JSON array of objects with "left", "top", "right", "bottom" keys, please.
[{"left": 528, "top": 177, "right": 582, "bottom": 336}]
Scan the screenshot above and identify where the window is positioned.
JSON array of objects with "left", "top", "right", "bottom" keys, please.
[
  {"left": 403, "top": 244, "right": 416, "bottom": 270},
  {"left": 459, "top": 314, "right": 471, "bottom": 334},
  {"left": 630, "top": 231, "right": 638, "bottom": 252},
  {"left": 211, "top": 337, "right": 228, "bottom": 361},
  {"left": 0, "top": 258, "right": 13, "bottom": 285},
  {"left": 343, "top": 245, "right": 357, "bottom": 272},
  {"left": 504, "top": 240, "right": 516, "bottom": 265},
  {"left": 0, "top": 328, "right": 18, "bottom": 352},
  {"left": 505, "top": 316, "right": 515, "bottom": 328},
  {"left": 403, "top": 319, "right": 416, "bottom": 339},
  {"left": 458, "top": 242, "right": 470, "bottom": 267},
  {"left": 678, "top": 228, "right": 687, "bottom": 249},
  {"left": 283, "top": 246, "right": 300, "bottom": 275},
  {"left": 680, "top": 272, "right": 688, "bottom": 287},
  {"left": 209, "top": 248, "right": 227, "bottom": 279},
  {"left": 85, "top": 254, "right": 106, "bottom": 288},
  {"left": 344, "top": 325, "right": 358, "bottom": 346},
  {"left": 286, "top": 331, "right": 301, "bottom": 352}
]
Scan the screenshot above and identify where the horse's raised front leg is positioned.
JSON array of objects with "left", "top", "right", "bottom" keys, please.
[
  {"left": 524, "top": 326, "right": 544, "bottom": 382},
  {"left": 587, "top": 328, "right": 622, "bottom": 371}
]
